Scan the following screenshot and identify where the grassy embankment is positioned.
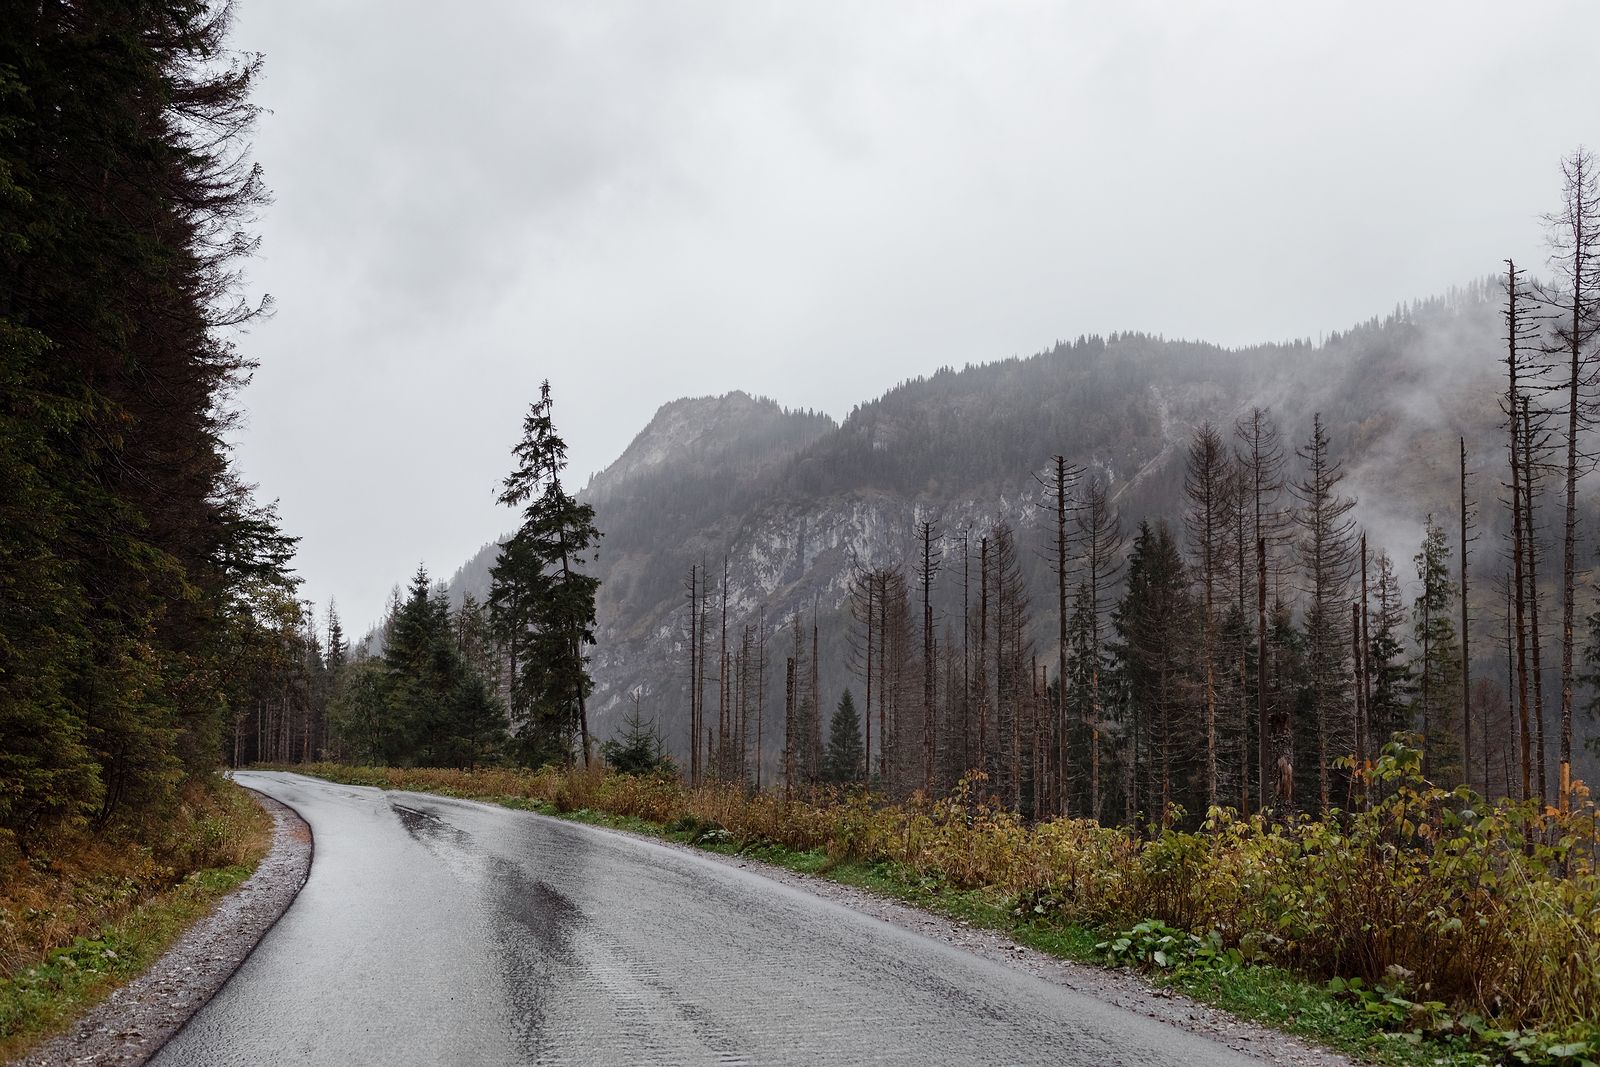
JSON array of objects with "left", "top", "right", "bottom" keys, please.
[
  {"left": 0, "top": 777, "right": 271, "bottom": 1060},
  {"left": 286, "top": 754, "right": 1600, "bottom": 1067}
]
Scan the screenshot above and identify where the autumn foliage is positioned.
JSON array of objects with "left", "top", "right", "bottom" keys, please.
[{"left": 299, "top": 743, "right": 1598, "bottom": 1033}]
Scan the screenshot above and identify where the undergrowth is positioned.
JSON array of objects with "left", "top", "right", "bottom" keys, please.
[
  {"left": 285, "top": 746, "right": 1600, "bottom": 1067},
  {"left": 0, "top": 776, "right": 271, "bottom": 1058}
]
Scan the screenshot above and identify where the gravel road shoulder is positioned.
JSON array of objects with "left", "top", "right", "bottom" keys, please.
[
  {"left": 588, "top": 818, "right": 1358, "bottom": 1067},
  {"left": 11, "top": 789, "right": 312, "bottom": 1067}
]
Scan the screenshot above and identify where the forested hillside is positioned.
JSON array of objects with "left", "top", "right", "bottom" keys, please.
[{"left": 437, "top": 275, "right": 1600, "bottom": 802}]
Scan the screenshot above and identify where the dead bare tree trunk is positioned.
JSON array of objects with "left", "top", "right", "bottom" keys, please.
[
  {"left": 1237, "top": 409, "right": 1284, "bottom": 816},
  {"left": 1360, "top": 535, "right": 1372, "bottom": 766},
  {"left": 977, "top": 536, "right": 990, "bottom": 786},
  {"left": 1038, "top": 457, "right": 1080, "bottom": 818},
  {"left": 1521, "top": 396, "right": 1549, "bottom": 805},
  {"left": 1504, "top": 261, "right": 1537, "bottom": 802},
  {"left": 783, "top": 654, "right": 796, "bottom": 801},
  {"left": 961, "top": 533, "right": 971, "bottom": 776},
  {"left": 883, "top": 572, "right": 896, "bottom": 790},
  {"left": 1460, "top": 437, "right": 1474, "bottom": 792},
  {"left": 687, "top": 564, "right": 699, "bottom": 785},
  {"left": 719, "top": 558, "right": 730, "bottom": 776},
  {"left": 755, "top": 612, "right": 768, "bottom": 791},
  {"left": 1351, "top": 601, "right": 1365, "bottom": 809},
  {"left": 918, "top": 520, "right": 941, "bottom": 793},
  {"left": 810, "top": 607, "right": 821, "bottom": 785},
  {"left": 1546, "top": 149, "right": 1598, "bottom": 814}
]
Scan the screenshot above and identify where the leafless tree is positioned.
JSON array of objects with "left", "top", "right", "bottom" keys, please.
[
  {"left": 1542, "top": 149, "right": 1600, "bottom": 812},
  {"left": 916, "top": 519, "right": 942, "bottom": 793},
  {"left": 1236, "top": 407, "right": 1287, "bottom": 814},
  {"left": 1037, "top": 456, "right": 1082, "bottom": 818}
]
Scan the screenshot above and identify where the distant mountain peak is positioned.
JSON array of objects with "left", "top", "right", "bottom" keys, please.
[{"left": 583, "top": 390, "right": 834, "bottom": 502}]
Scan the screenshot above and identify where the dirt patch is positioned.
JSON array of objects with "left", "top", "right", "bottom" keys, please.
[{"left": 10, "top": 790, "right": 311, "bottom": 1067}]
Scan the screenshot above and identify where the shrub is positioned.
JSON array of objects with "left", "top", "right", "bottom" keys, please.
[{"left": 295, "top": 743, "right": 1600, "bottom": 1034}]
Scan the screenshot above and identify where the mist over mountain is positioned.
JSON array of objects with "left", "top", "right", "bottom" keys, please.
[{"left": 443, "top": 279, "right": 1596, "bottom": 778}]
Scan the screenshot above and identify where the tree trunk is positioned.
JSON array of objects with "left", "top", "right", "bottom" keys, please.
[
  {"left": 1521, "top": 397, "right": 1548, "bottom": 804},
  {"left": 1460, "top": 438, "right": 1472, "bottom": 792}
]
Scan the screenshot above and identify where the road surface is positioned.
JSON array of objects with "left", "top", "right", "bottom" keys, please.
[{"left": 153, "top": 771, "right": 1276, "bottom": 1066}]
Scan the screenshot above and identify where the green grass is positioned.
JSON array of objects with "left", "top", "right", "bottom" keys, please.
[
  {"left": 0, "top": 863, "right": 257, "bottom": 1059},
  {"left": 0, "top": 778, "right": 271, "bottom": 1060}
]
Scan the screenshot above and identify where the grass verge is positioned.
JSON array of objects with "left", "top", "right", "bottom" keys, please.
[
  {"left": 0, "top": 777, "right": 271, "bottom": 1060},
  {"left": 287, "top": 765, "right": 1566, "bottom": 1067}
]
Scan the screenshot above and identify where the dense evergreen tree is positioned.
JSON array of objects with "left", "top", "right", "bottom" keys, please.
[
  {"left": 326, "top": 602, "right": 348, "bottom": 675},
  {"left": 0, "top": 2, "right": 304, "bottom": 839},
  {"left": 1367, "top": 551, "right": 1414, "bottom": 744},
  {"left": 491, "top": 381, "right": 603, "bottom": 767},
  {"left": 601, "top": 695, "right": 669, "bottom": 775},
  {"left": 1411, "top": 516, "right": 1463, "bottom": 785},
  {"left": 1292, "top": 414, "right": 1359, "bottom": 815},
  {"left": 329, "top": 658, "right": 391, "bottom": 766},
  {"left": 823, "top": 690, "right": 866, "bottom": 784},
  {"left": 1267, "top": 599, "right": 1314, "bottom": 812},
  {"left": 1114, "top": 521, "right": 1196, "bottom": 825}
]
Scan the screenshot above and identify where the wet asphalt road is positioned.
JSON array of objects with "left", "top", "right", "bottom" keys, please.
[{"left": 153, "top": 771, "right": 1269, "bottom": 1067}]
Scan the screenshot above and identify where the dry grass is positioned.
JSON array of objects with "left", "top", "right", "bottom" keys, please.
[
  {"left": 0, "top": 776, "right": 270, "bottom": 983},
  {"left": 291, "top": 752, "right": 1600, "bottom": 1034}
]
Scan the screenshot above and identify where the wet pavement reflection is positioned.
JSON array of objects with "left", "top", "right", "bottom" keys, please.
[{"left": 151, "top": 771, "right": 1271, "bottom": 1067}]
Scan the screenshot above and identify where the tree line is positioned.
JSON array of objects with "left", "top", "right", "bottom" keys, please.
[
  {"left": 233, "top": 382, "right": 607, "bottom": 773},
  {"left": 0, "top": 4, "right": 310, "bottom": 845},
  {"left": 678, "top": 149, "right": 1600, "bottom": 827},
  {"left": 0, "top": 6, "right": 612, "bottom": 805}
]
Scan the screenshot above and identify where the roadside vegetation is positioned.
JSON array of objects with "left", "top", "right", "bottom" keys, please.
[
  {"left": 0, "top": 778, "right": 270, "bottom": 1059},
  {"left": 286, "top": 749, "right": 1599, "bottom": 1067}
]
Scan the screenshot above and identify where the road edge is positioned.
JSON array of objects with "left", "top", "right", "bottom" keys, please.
[
  {"left": 626, "top": 829, "right": 1357, "bottom": 1067},
  {"left": 388, "top": 787, "right": 1356, "bottom": 1067},
  {"left": 11, "top": 787, "right": 313, "bottom": 1067}
]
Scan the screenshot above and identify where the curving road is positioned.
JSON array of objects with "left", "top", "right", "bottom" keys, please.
[{"left": 153, "top": 771, "right": 1274, "bottom": 1067}]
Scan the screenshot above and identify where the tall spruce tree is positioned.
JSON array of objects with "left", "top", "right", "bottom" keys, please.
[
  {"left": 1113, "top": 521, "right": 1195, "bottom": 826},
  {"left": 1291, "top": 414, "right": 1359, "bottom": 816},
  {"left": 1411, "top": 516, "right": 1463, "bottom": 785},
  {"left": 823, "top": 689, "right": 866, "bottom": 784},
  {"left": 385, "top": 567, "right": 459, "bottom": 765},
  {"left": 490, "top": 381, "right": 602, "bottom": 767},
  {"left": 1367, "top": 550, "right": 1414, "bottom": 745}
]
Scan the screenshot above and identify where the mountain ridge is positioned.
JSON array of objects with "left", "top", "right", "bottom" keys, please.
[{"left": 440, "top": 278, "right": 1596, "bottom": 780}]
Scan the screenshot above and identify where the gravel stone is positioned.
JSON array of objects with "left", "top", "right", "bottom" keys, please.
[{"left": 11, "top": 789, "right": 311, "bottom": 1067}]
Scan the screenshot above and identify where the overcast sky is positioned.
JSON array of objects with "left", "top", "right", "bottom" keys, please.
[{"left": 227, "top": 1, "right": 1599, "bottom": 632}]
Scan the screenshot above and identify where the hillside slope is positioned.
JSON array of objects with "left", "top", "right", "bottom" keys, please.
[{"left": 447, "top": 281, "right": 1598, "bottom": 780}]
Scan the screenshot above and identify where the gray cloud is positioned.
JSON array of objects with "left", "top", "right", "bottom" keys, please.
[{"left": 226, "top": 0, "right": 1600, "bottom": 630}]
